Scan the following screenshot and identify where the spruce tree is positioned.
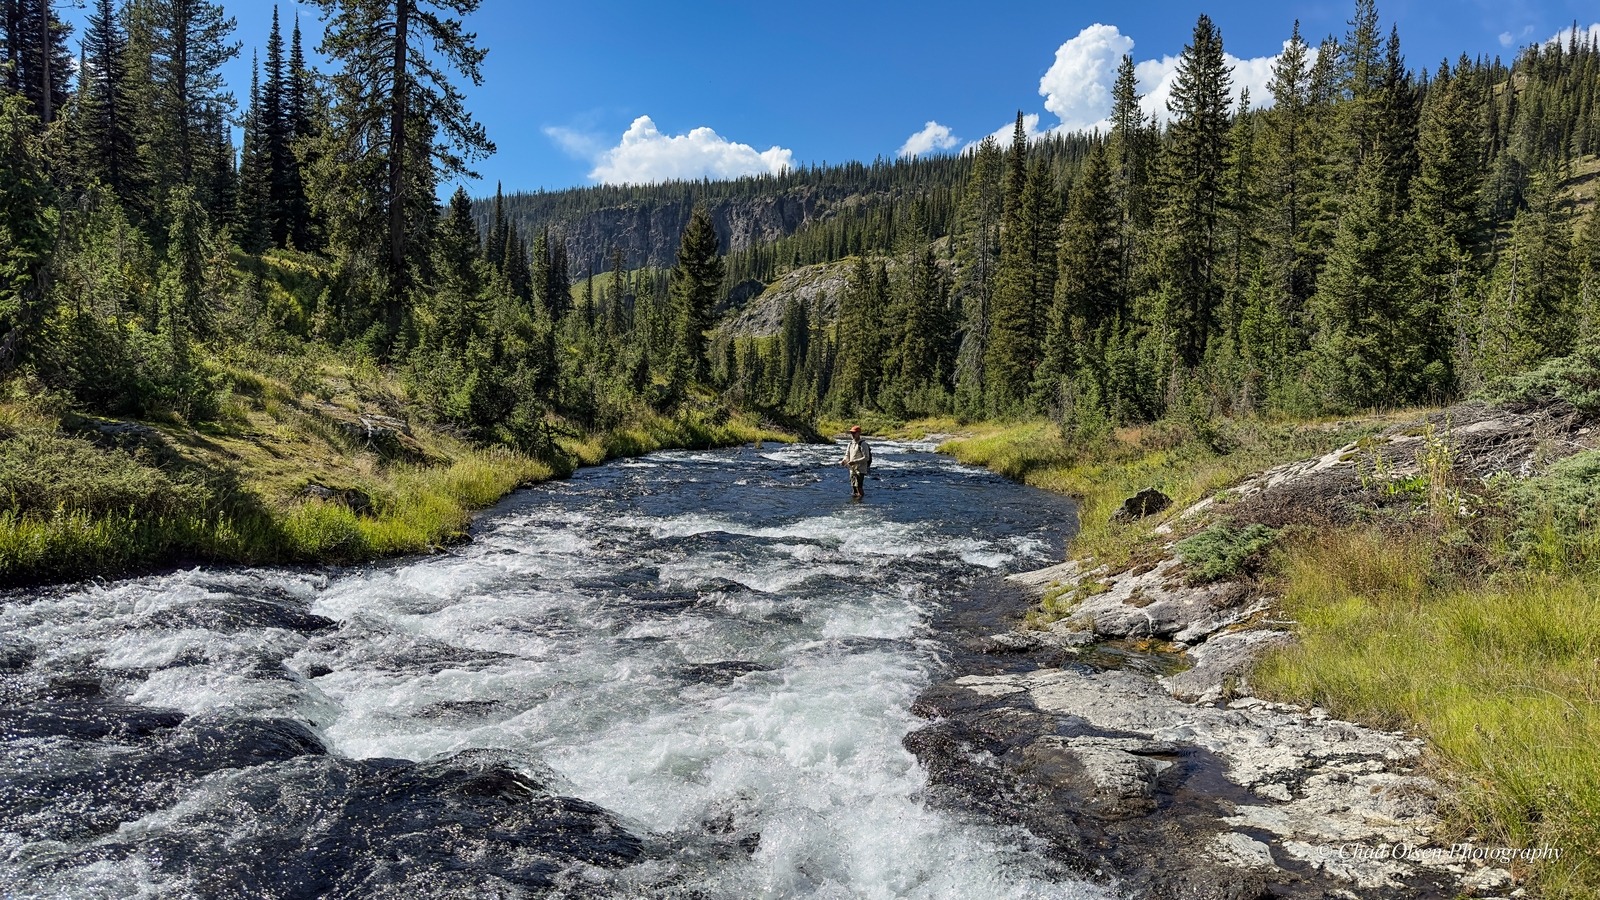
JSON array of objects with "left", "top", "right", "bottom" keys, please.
[
  {"left": 1262, "top": 22, "right": 1317, "bottom": 323},
  {"left": 1043, "top": 141, "right": 1117, "bottom": 391},
  {"left": 667, "top": 205, "right": 722, "bottom": 380},
  {"left": 261, "top": 6, "right": 293, "bottom": 247},
  {"left": 1108, "top": 54, "right": 1153, "bottom": 311},
  {"left": 139, "top": 0, "right": 240, "bottom": 213},
  {"left": 1, "top": 0, "right": 71, "bottom": 125},
  {"left": 235, "top": 54, "right": 270, "bottom": 253},
  {"left": 953, "top": 135, "right": 1002, "bottom": 415},
  {"left": 986, "top": 113, "right": 1056, "bottom": 412},
  {"left": 1155, "top": 14, "right": 1233, "bottom": 368},
  {"left": 0, "top": 95, "right": 55, "bottom": 373},
  {"left": 283, "top": 13, "right": 315, "bottom": 250},
  {"left": 77, "top": 0, "right": 140, "bottom": 201}
]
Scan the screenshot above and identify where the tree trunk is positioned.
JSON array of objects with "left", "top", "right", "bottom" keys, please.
[
  {"left": 37, "top": 3, "right": 50, "bottom": 123},
  {"left": 383, "top": 0, "right": 409, "bottom": 345}
]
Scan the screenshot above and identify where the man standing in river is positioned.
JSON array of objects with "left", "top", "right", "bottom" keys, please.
[{"left": 842, "top": 426, "right": 872, "bottom": 500}]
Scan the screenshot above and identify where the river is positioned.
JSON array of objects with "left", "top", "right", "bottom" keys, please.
[{"left": 1, "top": 438, "right": 1108, "bottom": 899}]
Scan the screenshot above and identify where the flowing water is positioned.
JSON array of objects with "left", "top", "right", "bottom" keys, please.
[{"left": 1, "top": 439, "right": 1107, "bottom": 899}]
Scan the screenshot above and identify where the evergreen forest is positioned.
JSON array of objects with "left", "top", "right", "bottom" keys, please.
[{"left": 0, "top": 0, "right": 1598, "bottom": 566}]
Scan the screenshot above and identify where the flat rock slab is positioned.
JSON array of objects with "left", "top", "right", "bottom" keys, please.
[{"left": 946, "top": 667, "right": 1508, "bottom": 896}]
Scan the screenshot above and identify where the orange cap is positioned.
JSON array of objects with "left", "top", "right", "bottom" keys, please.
[{"left": 849, "top": 425, "right": 862, "bottom": 433}]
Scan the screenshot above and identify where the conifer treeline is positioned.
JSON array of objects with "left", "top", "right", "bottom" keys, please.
[
  {"left": 701, "top": 3, "right": 1600, "bottom": 427},
  {"left": 4, "top": 0, "right": 1599, "bottom": 456},
  {"left": 2, "top": 0, "right": 738, "bottom": 448}
]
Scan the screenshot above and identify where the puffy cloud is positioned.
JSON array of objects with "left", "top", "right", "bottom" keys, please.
[
  {"left": 963, "top": 114, "right": 1042, "bottom": 153},
  {"left": 898, "top": 121, "right": 961, "bottom": 158},
  {"left": 1133, "top": 42, "right": 1299, "bottom": 125},
  {"left": 1038, "top": 24, "right": 1135, "bottom": 133},
  {"left": 1549, "top": 23, "right": 1600, "bottom": 46},
  {"left": 551, "top": 115, "right": 794, "bottom": 185}
]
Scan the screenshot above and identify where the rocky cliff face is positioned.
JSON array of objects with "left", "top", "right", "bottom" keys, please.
[
  {"left": 553, "top": 187, "right": 835, "bottom": 274},
  {"left": 714, "top": 261, "right": 851, "bottom": 339}
]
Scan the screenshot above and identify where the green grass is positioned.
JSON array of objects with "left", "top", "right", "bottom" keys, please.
[
  {"left": 937, "top": 416, "right": 1379, "bottom": 568},
  {"left": 0, "top": 368, "right": 793, "bottom": 586},
  {"left": 1254, "top": 529, "right": 1600, "bottom": 895}
]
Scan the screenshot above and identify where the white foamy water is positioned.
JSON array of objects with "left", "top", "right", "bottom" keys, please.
[{"left": 1, "top": 440, "right": 1098, "bottom": 899}]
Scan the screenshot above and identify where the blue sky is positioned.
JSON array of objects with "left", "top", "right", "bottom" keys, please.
[{"left": 62, "top": 1, "right": 1600, "bottom": 195}]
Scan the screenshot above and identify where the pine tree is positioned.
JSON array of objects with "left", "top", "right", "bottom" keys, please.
[
  {"left": 283, "top": 13, "right": 315, "bottom": 250},
  {"left": 953, "top": 135, "right": 1002, "bottom": 415},
  {"left": 1156, "top": 14, "right": 1234, "bottom": 368},
  {"left": 0, "top": 95, "right": 55, "bottom": 373},
  {"left": 158, "top": 183, "right": 216, "bottom": 353},
  {"left": 77, "top": 0, "right": 140, "bottom": 201},
  {"left": 667, "top": 205, "right": 722, "bottom": 380},
  {"left": 986, "top": 113, "right": 1058, "bottom": 412},
  {"left": 424, "top": 186, "right": 484, "bottom": 352},
  {"left": 261, "top": 6, "right": 293, "bottom": 247},
  {"left": 1261, "top": 22, "right": 1317, "bottom": 323},
  {"left": 891, "top": 245, "right": 951, "bottom": 408},
  {"left": 1308, "top": 149, "right": 1424, "bottom": 408},
  {"left": 235, "top": 53, "right": 270, "bottom": 253},
  {"left": 1108, "top": 54, "right": 1153, "bottom": 312},
  {"left": 1043, "top": 141, "right": 1118, "bottom": 390},
  {"left": 138, "top": 0, "right": 241, "bottom": 212},
  {"left": 309, "top": 0, "right": 495, "bottom": 345},
  {"left": 1, "top": 0, "right": 71, "bottom": 125}
]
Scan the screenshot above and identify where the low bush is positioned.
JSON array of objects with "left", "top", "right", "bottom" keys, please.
[{"left": 1174, "top": 522, "right": 1278, "bottom": 582}]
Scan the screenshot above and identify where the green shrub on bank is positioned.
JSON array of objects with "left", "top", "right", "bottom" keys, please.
[
  {"left": 1482, "top": 347, "right": 1600, "bottom": 413},
  {"left": 1174, "top": 523, "right": 1278, "bottom": 582},
  {"left": 939, "top": 416, "right": 1372, "bottom": 567}
]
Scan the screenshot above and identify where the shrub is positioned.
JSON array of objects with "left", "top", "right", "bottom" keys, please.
[{"left": 1174, "top": 522, "right": 1278, "bottom": 582}]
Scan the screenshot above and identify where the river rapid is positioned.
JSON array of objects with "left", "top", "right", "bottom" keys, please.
[{"left": 1, "top": 439, "right": 1108, "bottom": 899}]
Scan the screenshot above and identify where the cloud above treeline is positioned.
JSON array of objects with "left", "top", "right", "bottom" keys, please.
[
  {"left": 546, "top": 115, "right": 793, "bottom": 186},
  {"left": 902, "top": 22, "right": 1295, "bottom": 158},
  {"left": 898, "top": 121, "right": 961, "bottom": 158},
  {"left": 1549, "top": 23, "right": 1600, "bottom": 46}
]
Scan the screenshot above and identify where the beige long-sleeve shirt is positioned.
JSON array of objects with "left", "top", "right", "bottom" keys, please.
[{"left": 842, "top": 437, "right": 872, "bottom": 473}]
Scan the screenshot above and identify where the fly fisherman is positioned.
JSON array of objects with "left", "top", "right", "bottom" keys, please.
[{"left": 841, "top": 426, "right": 873, "bottom": 500}]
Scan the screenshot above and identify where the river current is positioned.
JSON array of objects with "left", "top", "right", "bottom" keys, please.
[{"left": 1, "top": 439, "right": 1107, "bottom": 899}]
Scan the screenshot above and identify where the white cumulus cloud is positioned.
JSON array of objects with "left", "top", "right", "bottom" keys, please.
[
  {"left": 1549, "top": 22, "right": 1600, "bottom": 46},
  {"left": 898, "top": 121, "right": 961, "bottom": 158},
  {"left": 1038, "top": 24, "right": 1135, "bottom": 133},
  {"left": 1016, "top": 25, "right": 1299, "bottom": 136},
  {"left": 963, "top": 114, "right": 1042, "bottom": 153},
  {"left": 1133, "top": 43, "right": 1294, "bottom": 126},
  {"left": 552, "top": 115, "right": 794, "bottom": 186}
]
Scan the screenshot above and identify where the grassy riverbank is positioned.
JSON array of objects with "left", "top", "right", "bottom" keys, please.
[
  {"left": 0, "top": 363, "right": 791, "bottom": 588},
  {"left": 933, "top": 411, "right": 1600, "bottom": 896}
]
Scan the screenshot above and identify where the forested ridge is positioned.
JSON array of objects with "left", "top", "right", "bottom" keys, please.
[
  {"left": 0, "top": 0, "right": 1598, "bottom": 581},
  {"left": 509, "top": 3, "right": 1600, "bottom": 430}
]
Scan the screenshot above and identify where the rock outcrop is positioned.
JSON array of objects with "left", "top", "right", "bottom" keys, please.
[{"left": 906, "top": 402, "right": 1587, "bottom": 899}]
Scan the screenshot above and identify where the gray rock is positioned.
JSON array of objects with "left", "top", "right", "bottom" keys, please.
[
  {"left": 1162, "top": 630, "right": 1295, "bottom": 703},
  {"left": 1023, "top": 735, "right": 1177, "bottom": 820},
  {"left": 1209, "top": 832, "right": 1277, "bottom": 870}
]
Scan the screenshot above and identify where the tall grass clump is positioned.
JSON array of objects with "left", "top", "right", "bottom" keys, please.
[{"left": 1255, "top": 528, "right": 1600, "bottom": 894}]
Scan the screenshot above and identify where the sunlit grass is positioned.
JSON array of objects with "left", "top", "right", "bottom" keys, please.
[
  {"left": 1, "top": 365, "right": 795, "bottom": 585},
  {"left": 1255, "top": 529, "right": 1600, "bottom": 894},
  {"left": 937, "top": 417, "right": 1375, "bottom": 567}
]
